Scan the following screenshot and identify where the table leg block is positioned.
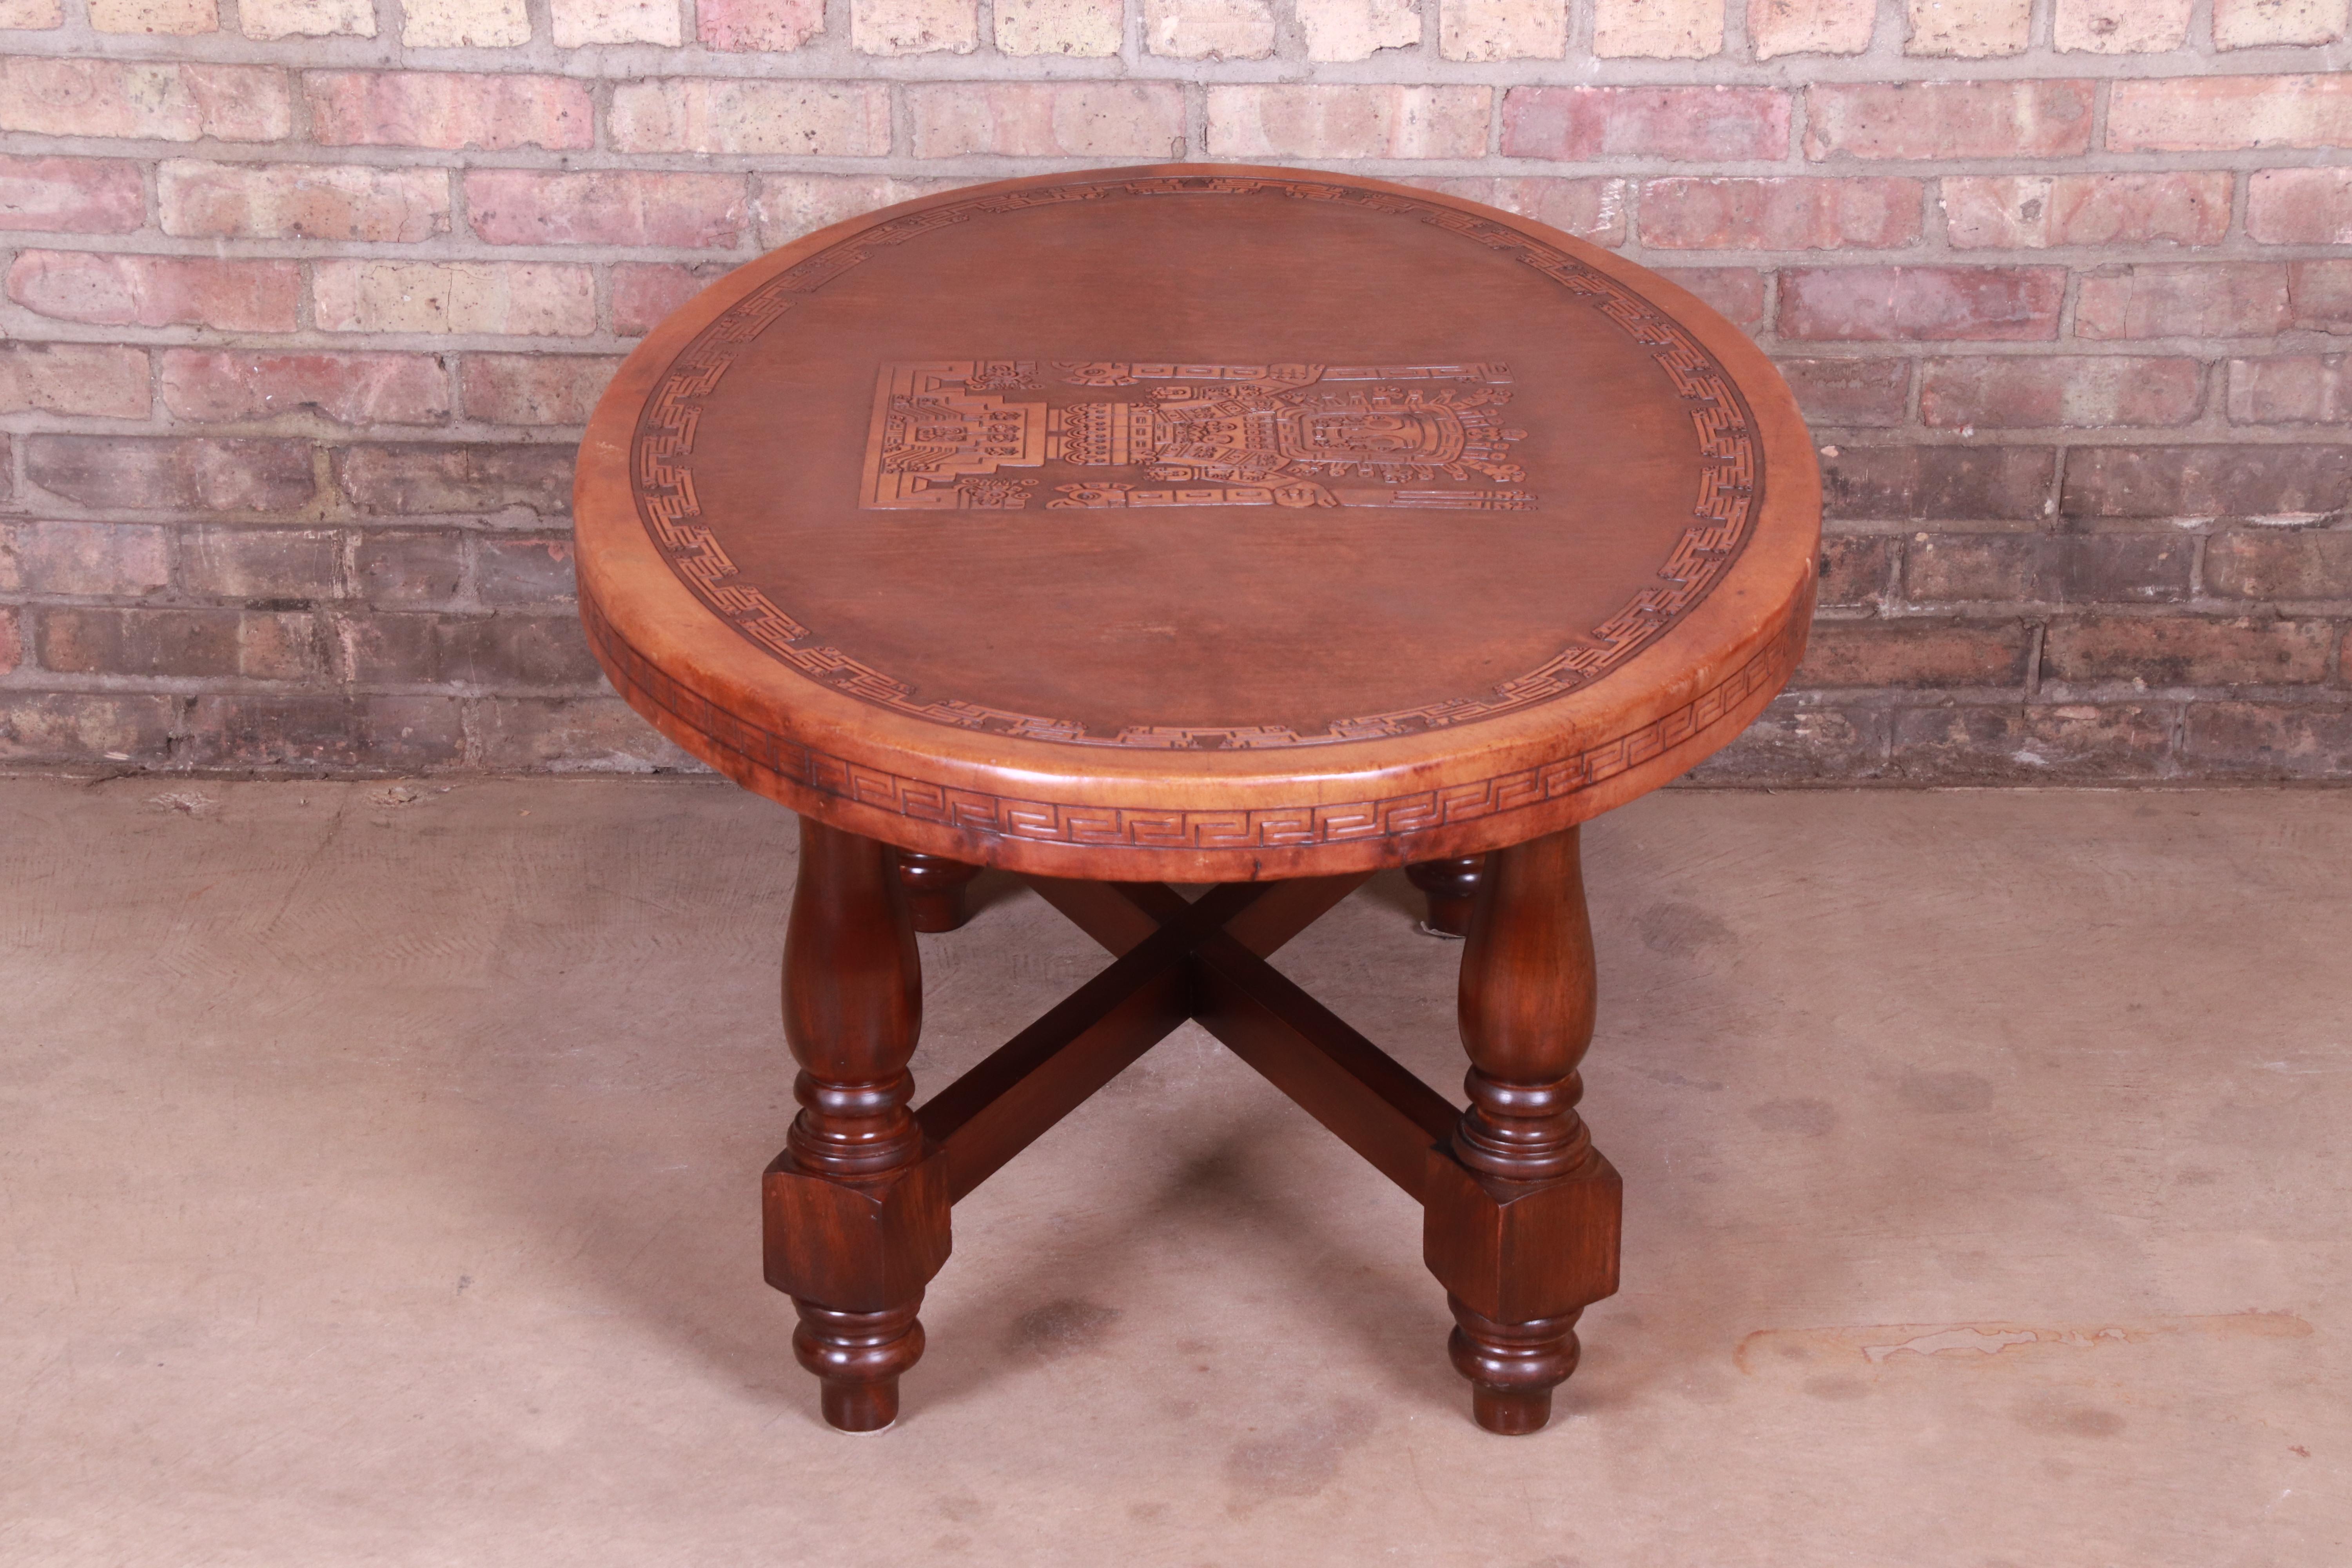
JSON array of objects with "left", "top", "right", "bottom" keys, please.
[
  {"left": 1421, "top": 1149, "right": 1621, "bottom": 1435},
  {"left": 763, "top": 1146, "right": 951, "bottom": 1431}
]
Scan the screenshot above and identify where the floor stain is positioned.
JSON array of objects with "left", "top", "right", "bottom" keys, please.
[
  {"left": 1222, "top": 1399, "right": 1375, "bottom": 1510},
  {"left": 2014, "top": 1398, "right": 2128, "bottom": 1438},
  {"left": 1005, "top": 1298, "right": 1122, "bottom": 1360},
  {"left": 1737, "top": 1312, "right": 2312, "bottom": 1374},
  {"left": 1630, "top": 1065, "right": 1726, "bottom": 1092},
  {"left": 1747, "top": 1097, "right": 1838, "bottom": 1136},
  {"left": 1897, "top": 1070, "right": 1995, "bottom": 1114},
  {"left": 1634, "top": 901, "right": 1736, "bottom": 959}
]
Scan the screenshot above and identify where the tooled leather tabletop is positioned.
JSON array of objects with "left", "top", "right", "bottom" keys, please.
[{"left": 574, "top": 165, "right": 1821, "bottom": 880}]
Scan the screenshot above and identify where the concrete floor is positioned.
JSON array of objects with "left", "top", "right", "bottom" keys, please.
[{"left": 1, "top": 779, "right": 2346, "bottom": 1566}]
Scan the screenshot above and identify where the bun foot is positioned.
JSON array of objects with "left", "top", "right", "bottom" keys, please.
[
  {"left": 1406, "top": 856, "right": 1484, "bottom": 939},
  {"left": 793, "top": 1298, "right": 925, "bottom": 1433},
  {"left": 1447, "top": 1294, "right": 1579, "bottom": 1436},
  {"left": 897, "top": 853, "right": 983, "bottom": 933}
]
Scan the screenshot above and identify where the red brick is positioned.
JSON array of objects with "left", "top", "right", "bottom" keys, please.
[
  {"left": 1903, "top": 0, "right": 2031, "bottom": 56},
  {"left": 7, "top": 251, "right": 301, "bottom": 332},
  {"left": 27, "top": 436, "right": 316, "bottom": 513},
  {"left": 2060, "top": 535, "right": 2194, "bottom": 602},
  {"left": 1685, "top": 696, "right": 1892, "bottom": 782},
  {"left": 2108, "top": 74, "right": 2352, "bottom": 153},
  {"left": 612, "top": 262, "right": 734, "bottom": 336},
  {"left": 0, "top": 694, "right": 178, "bottom": 763},
  {"left": 338, "top": 611, "right": 438, "bottom": 683},
  {"left": 474, "top": 697, "right": 699, "bottom": 771},
  {"left": 161, "top": 350, "right": 450, "bottom": 426},
  {"left": 2290, "top": 260, "right": 2352, "bottom": 333},
  {"left": 1779, "top": 266, "right": 2064, "bottom": 341},
  {"left": 1776, "top": 357, "right": 1911, "bottom": 426},
  {"left": 476, "top": 537, "right": 576, "bottom": 606},
  {"left": 0, "top": 154, "right": 144, "bottom": 233},
  {"left": 1657, "top": 267, "right": 1767, "bottom": 327},
  {"left": 1891, "top": 704, "right": 2172, "bottom": 782},
  {"left": 460, "top": 356, "right": 623, "bottom": 426},
  {"left": 0, "top": 342, "right": 149, "bottom": 418},
  {"left": 2185, "top": 703, "right": 2352, "bottom": 778},
  {"left": 37, "top": 605, "right": 323, "bottom": 681},
  {"left": 1804, "top": 80, "right": 2095, "bottom": 160},
  {"left": 751, "top": 174, "right": 966, "bottom": 248},
  {"left": 1640, "top": 177, "right": 1922, "bottom": 250},
  {"left": 1941, "top": 172, "right": 2232, "bottom": 250},
  {"left": 333, "top": 443, "right": 573, "bottom": 518},
  {"left": 2053, "top": 0, "right": 2191, "bottom": 53},
  {"left": 2213, "top": 0, "right": 2350, "bottom": 49},
  {"left": 0, "top": 58, "right": 290, "bottom": 143},
  {"left": 180, "top": 526, "right": 342, "bottom": 601},
  {"left": 1817, "top": 534, "right": 1896, "bottom": 604},
  {"left": 700, "top": 0, "right": 822, "bottom": 49},
  {"left": 1749, "top": 0, "right": 1876, "bottom": 59},
  {"left": 1398, "top": 176, "right": 1630, "bottom": 245},
  {"left": 1795, "top": 619, "right": 2033, "bottom": 687},
  {"left": 0, "top": 606, "right": 18, "bottom": 675},
  {"left": 183, "top": 695, "right": 463, "bottom": 769},
  {"left": 2228, "top": 356, "right": 2352, "bottom": 425},
  {"left": 304, "top": 71, "right": 593, "bottom": 152},
  {"left": 1824, "top": 445, "right": 2054, "bottom": 520},
  {"left": 437, "top": 615, "right": 602, "bottom": 688},
  {"left": 159, "top": 160, "right": 450, "bottom": 243},
  {"left": 2063, "top": 445, "right": 2352, "bottom": 521},
  {"left": 1920, "top": 356, "right": 2203, "bottom": 429},
  {"left": 607, "top": 79, "right": 891, "bottom": 156},
  {"left": 2246, "top": 168, "right": 2352, "bottom": 247},
  {"left": 2044, "top": 615, "right": 2332, "bottom": 686},
  {"left": 1501, "top": 85, "right": 1790, "bottom": 162},
  {"left": 2, "top": 519, "right": 171, "bottom": 596},
  {"left": 1903, "top": 534, "right": 2055, "bottom": 601},
  {"left": 906, "top": 82, "right": 1187, "bottom": 158},
  {"left": 2075, "top": 264, "right": 2291, "bottom": 341},
  {"left": 354, "top": 531, "right": 463, "bottom": 608},
  {"left": 1903, "top": 533, "right": 2190, "bottom": 603},
  {"left": 2205, "top": 530, "right": 2352, "bottom": 600},
  {"left": 463, "top": 171, "right": 748, "bottom": 250},
  {"left": 1207, "top": 85, "right": 1491, "bottom": 160},
  {"left": 312, "top": 261, "right": 595, "bottom": 338},
  {"left": 858, "top": 0, "right": 984, "bottom": 54}
]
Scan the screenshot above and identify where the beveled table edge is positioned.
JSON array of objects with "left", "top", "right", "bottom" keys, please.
[{"left": 574, "top": 163, "right": 1822, "bottom": 881}]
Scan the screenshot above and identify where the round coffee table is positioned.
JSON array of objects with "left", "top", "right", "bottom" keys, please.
[{"left": 574, "top": 165, "right": 1820, "bottom": 1436}]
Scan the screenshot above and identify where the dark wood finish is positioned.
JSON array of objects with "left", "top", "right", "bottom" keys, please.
[
  {"left": 1422, "top": 825, "right": 1621, "bottom": 1434},
  {"left": 1406, "top": 855, "right": 1485, "bottom": 938},
  {"left": 914, "top": 882, "right": 1264, "bottom": 1200},
  {"left": 897, "top": 852, "right": 982, "bottom": 933},
  {"left": 573, "top": 168, "right": 1818, "bottom": 1436},
  {"left": 1190, "top": 934, "right": 1459, "bottom": 1198},
  {"left": 763, "top": 817, "right": 948, "bottom": 1432},
  {"left": 1454, "top": 828, "right": 1596, "bottom": 1185}
]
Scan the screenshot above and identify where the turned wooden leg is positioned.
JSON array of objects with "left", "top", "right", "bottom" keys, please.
[
  {"left": 897, "top": 852, "right": 983, "bottom": 933},
  {"left": 1406, "top": 855, "right": 1485, "bottom": 938},
  {"left": 764, "top": 817, "right": 950, "bottom": 1432},
  {"left": 1422, "top": 825, "right": 1621, "bottom": 1436}
]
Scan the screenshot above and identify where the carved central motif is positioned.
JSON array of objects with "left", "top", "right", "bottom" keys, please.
[{"left": 862, "top": 360, "right": 1534, "bottom": 512}]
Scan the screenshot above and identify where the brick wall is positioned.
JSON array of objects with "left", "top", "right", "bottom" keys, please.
[{"left": 0, "top": 1, "right": 2347, "bottom": 781}]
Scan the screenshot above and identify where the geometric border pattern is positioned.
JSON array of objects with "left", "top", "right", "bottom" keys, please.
[
  {"left": 584, "top": 588, "right": 1801, "bottom": 853},
  {"left": 630, "top": 172, "right": 1768, "bottom": 752}
]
